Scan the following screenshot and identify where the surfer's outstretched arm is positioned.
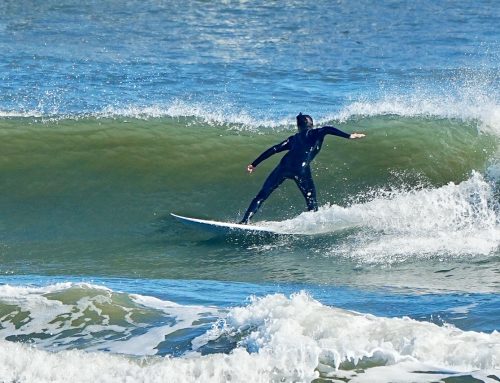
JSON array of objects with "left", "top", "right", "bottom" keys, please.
[
  {"left": 246, "top": 137, "right": 291, "bottom": 173},
  {"left": 320, "top": 126, "right": 365, "bottom": 139}
]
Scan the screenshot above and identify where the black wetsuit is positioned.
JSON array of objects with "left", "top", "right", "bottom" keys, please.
[{"left": 240, "top": 126, "right": 351, "bottom": 223}]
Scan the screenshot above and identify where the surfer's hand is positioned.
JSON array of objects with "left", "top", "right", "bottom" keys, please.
[
  {"left": 350, "top": 133, "right": 365, "bottom": 139},
  {"left": 247, "top": 164, "right": 255, "bottom": 173}
]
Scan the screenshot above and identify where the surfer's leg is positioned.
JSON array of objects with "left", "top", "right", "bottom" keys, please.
[
  {"left": 240, "top": 167, "right": 286, "bottom": 224},
  {"left": 294, "top": 169, "right": 318, "bottom": 212}
]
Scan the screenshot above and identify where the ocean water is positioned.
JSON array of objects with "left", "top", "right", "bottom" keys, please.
[{"left": 0, "top": 1, "right": 499, "bottom": 382}]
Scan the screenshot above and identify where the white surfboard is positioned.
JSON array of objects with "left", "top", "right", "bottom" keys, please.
[{"left": 171, "top": 213, "right": 288, "bottom": 235}]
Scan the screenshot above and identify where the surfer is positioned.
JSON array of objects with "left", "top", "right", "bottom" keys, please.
[{"left": 240, "top": 113, "right": 365, "bottom": 224}]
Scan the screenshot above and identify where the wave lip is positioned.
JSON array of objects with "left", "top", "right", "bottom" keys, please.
[
  {"left": 0, "top": 109, "right": 44, "bottom": 118},
  {"left": 333, "top": 81, "right": 500, "bottom": 136},
  {"left": 2, "top": 85, "right": 499, "bottom": 136}
]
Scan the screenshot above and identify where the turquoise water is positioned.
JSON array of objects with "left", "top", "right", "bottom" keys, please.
[{"left": 0, "top": 1, "right": 499, "bottom": 382}]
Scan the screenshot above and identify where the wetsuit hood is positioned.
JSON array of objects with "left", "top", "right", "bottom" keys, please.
[{"left": 296, "top": 112, "right": 313, "bottom": 132}]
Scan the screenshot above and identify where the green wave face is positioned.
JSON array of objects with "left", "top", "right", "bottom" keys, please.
[
  {"left": 0, "top": 115, "right": 497, "bottom": 281},
  {"left": 0, "top": 115, "right": 495, "bottom": 204}
]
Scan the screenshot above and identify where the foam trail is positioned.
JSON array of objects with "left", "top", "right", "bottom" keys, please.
[{"left": 267, "top": 172, "right": 499, "bottom": 261}]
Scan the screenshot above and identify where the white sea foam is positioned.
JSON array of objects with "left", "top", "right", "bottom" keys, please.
[
  {"left": 0, "top": 283, "right": 218, "bottom": 355},
  {"left": 0, "top": 291, "right": 498, "bottom": 383},
  {"left": 266, "top": 171, "right": 499, "bottom": 261},
  {"left": 217, "top": 292, "right": 500, "bottom": 372}
]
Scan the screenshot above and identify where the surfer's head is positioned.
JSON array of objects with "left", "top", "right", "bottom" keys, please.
[{"left": 296, "top": 112, "right": 313, "bottom": 132}]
